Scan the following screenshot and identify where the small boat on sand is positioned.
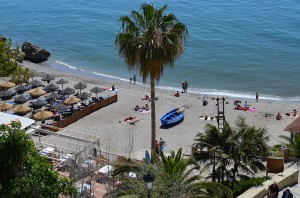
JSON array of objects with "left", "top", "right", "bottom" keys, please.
[{"left": 160, "top": 107, "right": 184, "bottom": 127}]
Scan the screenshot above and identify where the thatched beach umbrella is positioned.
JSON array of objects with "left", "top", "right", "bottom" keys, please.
[
  {"left": 31, "top": 99, "right": 47, "bottom": 107},
  {"left": 29, "top": 88, "right": 46, "bottom": 97},
  {"left": 46, "top": 92, "right": 61, "bottom": 100},
  {"left": 78, "top": 92, "right": 91, "bottom": 100},
  {"left": 90, "top": 86, "right": 105, "bottom": 98},
  {"left": 45, "top": 83, "right": 59, "bottom": 92},
  {"left": 33, "top": 110, "right": 53, "bottom": 120},
  {"left": 41, "top": 74, "right": 55, "bottom": 84},
  {"left": 0, "top": 103, "right": 13, "bottom": 112},
  {"left": 74, "top": 82, "right": 87, "bottom": 94},
  {"left": 284, "top": 117, "right": 300, "bottom": 139},
  {"left": 0, "top": 90, "right": 15, "bottom": 98},
  {"left": 14, "top": 94, "right": 30, "bottom": 103},
  {"left": 29, "top": 79, "right": 43, "bottom": 87},
  {"left": 0, "top": 81, "right": 16, "bottom": 89},
  {"left": 0, "top": 90, "right": 15, "bottom": 102},
  {"left": 54, "top": 102, "right": 68, "bottom": 111},
  {"left": 15, "top": 84, "right": 30, "bottom": 93},
  {"left": 55, "top": 79, "right": 69, "bottom": 90},
  {"left": 14, "top": 104, "right": 31, "bottom": 114},
  {"left": 64, "top": 97, "right": 81, "bottom": 105},
  {"left": 62, "top": 87, "right": 75, "bottom": 97}
]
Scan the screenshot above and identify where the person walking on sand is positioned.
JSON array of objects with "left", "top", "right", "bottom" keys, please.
[
  {"left": 181, "top": 82, "right": 185, "bottom": 93},
  {"left": 256, "top": 92, "right": 259, "bottom": 102},
  {"left": 130, "top": 77, "right": 132, "bottom": 84},
  {"left": 133, "top": 75, "right": 137, "bottom": 84},
  {"left": 159, "top": 138, "right": 166, "bottom": 152}
]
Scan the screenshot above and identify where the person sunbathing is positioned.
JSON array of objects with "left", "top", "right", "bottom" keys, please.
[
  {"left": 135, "top": 105, "right": 143, "bottom": 111},
  {"left": 174, "top": 91, "right": 180, "bottom": 97}
]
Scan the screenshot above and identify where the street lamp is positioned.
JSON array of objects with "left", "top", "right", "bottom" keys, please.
[{"left": 143, "top": 171, "right": 155, "bottom": 198}]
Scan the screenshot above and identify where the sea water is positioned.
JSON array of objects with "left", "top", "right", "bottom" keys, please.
[{"left": 1, "top": 0, "right": 300, "bottom": 101}]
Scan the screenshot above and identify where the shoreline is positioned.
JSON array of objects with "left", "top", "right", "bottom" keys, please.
[
  {"left": 38, "top": 60, "right": 300, "bottom": 102},
  {"left": 20, "top": 60, "right": 300, "bottom": 156}
]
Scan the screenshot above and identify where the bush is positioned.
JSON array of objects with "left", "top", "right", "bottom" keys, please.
[{"left": 233, "top": 176, "right": 268, "bottom": 197}]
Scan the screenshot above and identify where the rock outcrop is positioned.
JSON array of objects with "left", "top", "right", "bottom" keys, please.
[{"left": 21, "top": 42, "right": 50, "bottom": 63}]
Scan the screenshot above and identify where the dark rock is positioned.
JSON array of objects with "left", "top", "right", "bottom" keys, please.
[{"left": 21, "top": 41, "right": 50, "bottom": 63}]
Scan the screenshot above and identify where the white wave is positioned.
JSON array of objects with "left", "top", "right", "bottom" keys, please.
[{"left": 55, "top": 61, "right": 78, "bottom": 70}]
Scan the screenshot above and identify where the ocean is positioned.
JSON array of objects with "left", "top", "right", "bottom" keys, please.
[{"left": 1, "top": 0, "right": 300, "bottom": 101}]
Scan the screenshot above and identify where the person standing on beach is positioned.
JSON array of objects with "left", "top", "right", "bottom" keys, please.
[
  {"left": 133, "top": 75, "right": 137, "bottom": 84},
  {"left": 256, "top": 92, "right": 259, "bottom": 102},
  {"left": 181, "top": 82, "right": 185, "bottom": 93},
  {"left": 159, "top": 138, "right": 166, "bottom": 152},
  {"left": 184, "top": 81, "right": 188, "bottom": 92},
  {"left": 155, "top": 140, "right": 160, "bottom": 154},
  {"left": 130, "top": 77, "right": 132, "bottom": 84}
]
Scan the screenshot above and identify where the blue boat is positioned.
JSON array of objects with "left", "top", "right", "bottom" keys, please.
[{"left": 160, "top": 107, "right": 184, "bottom": 127}]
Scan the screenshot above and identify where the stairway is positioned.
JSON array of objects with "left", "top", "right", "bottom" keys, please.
[{"left": 216, "top": 97, "right": 225, "bottom": 130}]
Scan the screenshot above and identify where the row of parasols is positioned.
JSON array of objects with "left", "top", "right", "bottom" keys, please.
[{"left": 0, "top": 76, "right": 106, "bottom": 101}]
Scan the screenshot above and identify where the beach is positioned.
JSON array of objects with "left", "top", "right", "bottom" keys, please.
[{"left": 20, "top": 61, "right": 299, "bottom": 157}]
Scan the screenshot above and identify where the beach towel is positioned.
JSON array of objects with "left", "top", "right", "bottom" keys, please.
[
  {"left": 105, "top": 87, "right": 119, "bottom": 92},
  {"left": 141, "top": 110, "right": 150, "bottom": 114}
]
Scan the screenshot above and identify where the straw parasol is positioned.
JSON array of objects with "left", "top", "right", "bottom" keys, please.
[
  {"left": 45, "top": 83, "right": 59, "bottom": 92},
  {"left": 31, "top": 99, "right": 47, "bottom": 107},
  {"left": 14, "top": 104, "right": 31, "bottom": 114},
  {"left": 64, "top": 97, "right": 81, "bottom": 105},
  {"left": 14, "top": 94, "right": 30, "bottom": 103},
  {"left": 0, "top": 81, "right": 16, "bottom": 88},
  {"left": 29, "top": 88, "right": 46, "bottom": 97},
  {"left": 54, "top": 102, "right": 68, "bottom": 111},
  {"left": 90, "top": 86, "right": 105, "bottom": 98},
  {"left": 0, "top": 103, "right": 13, "bottom": 112},
  {"left": 41, "top": 74, "right": 55, "bottom": 83},
  {"left": 15, "top": 84, "right": 30, "bottom": 93},
  {"left": 0, "top": 90, "right": 15, "bottom": 98},
  {"left": 29, "top": 79, "right": 43, "bottom": 87},
  {"left": 74, "top": 82, "right": 87, "bottom": 94},
  {"left": 62, "top": 87, "right": 75, "bottom": 97},
  {"left": 33, "top": 110, "right": 53, "bottom": 120},
  {"left": 284, "top": 117, "right": 300, "bottom": 139},
  {"left": 78, "top": 92, "right": 91, "bottom": 100},
  {"left": 55, "top": 79, "right": 69, "bottom": 90},
  {"left": 46, "top": 92, "right": 61, "bottom": 100}
]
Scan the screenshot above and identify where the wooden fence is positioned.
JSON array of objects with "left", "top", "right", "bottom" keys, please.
[{"left": 52, "top": 94, "right": 118, "bottom": 128}]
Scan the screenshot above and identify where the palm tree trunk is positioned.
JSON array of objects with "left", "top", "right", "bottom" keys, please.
[{"left": 150, "top": 75, "right": 156, "bottom": 162}]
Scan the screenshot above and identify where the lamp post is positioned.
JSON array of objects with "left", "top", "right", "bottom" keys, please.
[{"left": 143, "top": 171, "right": 155, "bottom": 198}]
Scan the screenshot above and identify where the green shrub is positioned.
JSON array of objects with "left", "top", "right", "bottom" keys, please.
[{"left": 233, "top": 176, "right": 268, "bottom": 197}]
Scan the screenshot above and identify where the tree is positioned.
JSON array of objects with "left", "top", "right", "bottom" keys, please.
[
  {"left": 0, "top": 121, "right": 35, "bottom": 186},
  {"left": 0, "top": 122, "right": 77, "bottom": 197},
  {"left": 116, "top": 3, "right": 188, "bottom": 153},
  {"left": 0, "top": 37, "right": 29, "bottom": 82},
  {"left": 112, "top": 149, "right": 232, "bottom": 197},
  {"left": 193, "top": 116, "right": 269, "bottom": 191},
  {"left": 279, "top": 133, "right": 300, "bottom": 158}
]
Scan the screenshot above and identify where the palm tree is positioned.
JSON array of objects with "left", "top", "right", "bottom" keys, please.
[
  {"left": 228, "top": 116, "right": 269, "bottom": 190},
  {"left": 115, "top": 3, "right": 188, "bottom": 153},
  {"left": 0, "top": 121, "right": 35, "bottom": 186},
  {"left": 193, "top": 116, "right": 269, "bottom": 190},
  {"left": 279, "top": 133, "right": 300, "bottom": 158},
  {"left": 193, "top": 122, "right": 233, "bottom": 183},
  {"left": 112, "top": 149, "right": 232, "bottom": 197}
]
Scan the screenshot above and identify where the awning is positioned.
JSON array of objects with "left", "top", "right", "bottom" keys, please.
[{"left": 0, "top": 112, "right": 35, "bottom": 129}]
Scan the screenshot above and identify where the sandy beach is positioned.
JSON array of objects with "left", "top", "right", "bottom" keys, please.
[{"left": 15, "top": 61, "right": 299, "bottom": 158}]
